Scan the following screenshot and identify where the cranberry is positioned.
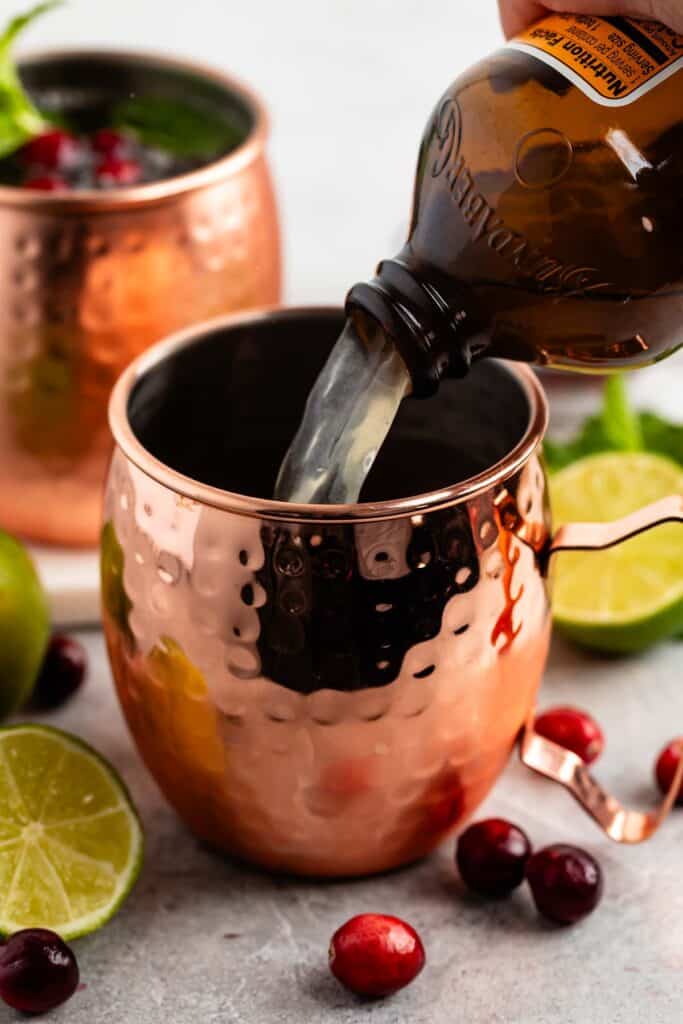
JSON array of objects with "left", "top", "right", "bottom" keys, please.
[
  {"left": 21, "top": 130, "right": 80, "bottom": 170},
  {"left": 23, "top": 174, "right": 69, "bottom": 192},
  {"left": 91, "top": 128, "right": 129, "bottom": 157},
  {"left": 456, "top": 818, "right": 532, "bottom": 898},
  {"left": 533, "top": 706, "right": 604, "bottom": 765},
  {"left": 329, "top": 914, "right": 425, "bottom": 998},
  {"left": 655, "top": 739, "right": 683, "bottom": 804},
  {"left": 0, "top": 929, "right": 79, "bottom": 1014},
  {"left": 526, "top": 844, "right": 603, "bottom": 925},
  {"left": 96, "top": 157, "right": 142, "bottom": 187},
  {"left": 28, "top": 634, "right": 87, "bottom": 710}
]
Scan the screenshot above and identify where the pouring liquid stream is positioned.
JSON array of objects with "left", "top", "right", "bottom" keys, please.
[{"left": 274, "top": 319, "right": 411, "bottom": 505}]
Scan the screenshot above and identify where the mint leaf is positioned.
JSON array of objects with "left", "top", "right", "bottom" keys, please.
[
  {"left": 112, "top": 95, "right": 243, "bottom": 158},
  {"left": 543, "top": 413, "right": 613, "bottom": 473},
  {"left": 543, "top": 375, "right": 682, "bottom": 472},
  {"left": 640, "top": 412, "right": 683, "bottom": 467},
  {"left": 0, "top": 2, "right": 59, "bottom": 158}
]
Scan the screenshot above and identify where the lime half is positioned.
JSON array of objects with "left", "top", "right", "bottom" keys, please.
[
  {"left": 550, "top": 452, "right": 683, "bottom": 654},
  {"left": 0, "top": 725, "right": 143, "bottom": 940}
]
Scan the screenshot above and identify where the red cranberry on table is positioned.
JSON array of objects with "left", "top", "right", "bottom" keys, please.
[
  {"left": 20, "top": 129, "right": 80, "bottom": 170},
  {"left": 28, "top": 634, "right": 87, "bottom": 711},
  {"left": 329, "top": 913, "right": 425, "bottom": 998},
  {"left": 456, "top": 818, "right": 532, "bottom": 898},
  {"left": 655, "top": 739, "right": 683, "bottom": 804},
  {"left": 533, "top": 706, "right": 605, "bottom": 765},
  {"left": 0, "top": 929, "right": 79, "bottom": 1014},
  {"left": 526, "top": 844, "right": 603, "bottom": 925},
  {"left": 23, "top": 173, "right": 69, "bottom": 192},
  {"left": 95, "top": 156, "right": 142, "bottom": 187}
]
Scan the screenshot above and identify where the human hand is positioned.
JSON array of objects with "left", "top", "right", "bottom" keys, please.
[{"left": 498, "top": 0, "right": 683, "bottom": 38}]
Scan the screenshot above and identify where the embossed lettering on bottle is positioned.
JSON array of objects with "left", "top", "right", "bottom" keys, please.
[{"left": 429, "top": 96, "right": 610, "bottom": 298}]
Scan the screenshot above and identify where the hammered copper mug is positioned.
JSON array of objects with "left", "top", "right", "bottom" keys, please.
[
  {"left": 0, "top": 51, "right": 280, "bottom": 547},
  {"left": 102, "top": 308, "right": 683, "bottom": 877}
]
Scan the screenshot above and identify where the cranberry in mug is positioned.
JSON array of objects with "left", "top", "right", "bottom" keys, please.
[{"left": 0, "top": 4, "right": 243, "bottom": 192}]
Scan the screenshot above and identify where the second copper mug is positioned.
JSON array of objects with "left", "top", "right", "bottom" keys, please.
[
  {"left": 102, "top": 308, "right": 683, "bottom": 877},
  {"left": 0, "top": 50, "right": 280, "bottom": 547}
]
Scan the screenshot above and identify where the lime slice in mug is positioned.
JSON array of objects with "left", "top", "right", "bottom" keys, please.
[
  {"left": 550, "top": 452, "right": 683, "bottom": 654},
  {"left": 0, "top": 725, "right": 143, "bottom": 940}
]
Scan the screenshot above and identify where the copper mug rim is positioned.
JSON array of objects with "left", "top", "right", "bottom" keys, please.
[
  {"left": 0, "top": 47, "right": 270, "bottom": 211},
  {"left": 108, "top": 304, "right": 549, "bottom": 525}
]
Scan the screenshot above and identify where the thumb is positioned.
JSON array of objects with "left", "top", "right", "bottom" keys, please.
[
  {"left": 542, "top": 0, "right": 683, "bottom": 34},
  {"left": 498, "top": 2, "right": 549, "bottom": 39}
]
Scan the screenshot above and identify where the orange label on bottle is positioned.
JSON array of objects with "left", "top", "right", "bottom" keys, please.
[{"left": 508, "top": 13, "right": 683, "bottom": 105}]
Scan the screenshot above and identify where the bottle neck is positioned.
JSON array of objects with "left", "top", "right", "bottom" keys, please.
[{"left": 345, "top": 258, "right": 490, "bottom": 397}]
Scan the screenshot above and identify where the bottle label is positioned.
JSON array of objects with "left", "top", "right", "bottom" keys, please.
[{"left": 508, "top": 13, "right": 683, "bottom": 106}]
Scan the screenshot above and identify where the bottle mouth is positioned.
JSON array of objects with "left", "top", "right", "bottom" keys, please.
[
  {"left": 345, "top": 259, "right": 486, "bottom": 397},
  {"left": 345, "top": 283, "right": 439, "bottom": 399}
]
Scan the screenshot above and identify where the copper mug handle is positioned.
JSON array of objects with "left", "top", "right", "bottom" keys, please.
[{"left": 520, "top": 494, "right": 683, "bottom": 843}]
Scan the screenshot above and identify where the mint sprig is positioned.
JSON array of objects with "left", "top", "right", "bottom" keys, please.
[
  {"left": 0, "top": 2, "right": 60, "bottom": 159},
  {"left": 543, "top": 376, "right": 683, "bottom": 472},
  {"left": 112, "top": 95, "right": 244, "bottom": 159}
]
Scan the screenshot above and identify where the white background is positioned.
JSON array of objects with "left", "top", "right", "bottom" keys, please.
[{"left": 13, "top": 0, "right": 503, "bottom": 303}]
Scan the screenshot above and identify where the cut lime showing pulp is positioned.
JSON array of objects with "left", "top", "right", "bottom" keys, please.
[
  {"left": 550, "top": 453, "right": 683, "bottom": 654},
  {"left": 0, "top": 725, "right": 143, "bottom": 940}
]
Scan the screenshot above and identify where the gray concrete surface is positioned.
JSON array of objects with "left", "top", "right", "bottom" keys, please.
[{"left": 4, "top": 630, "right": 681, "bottom": 1023}]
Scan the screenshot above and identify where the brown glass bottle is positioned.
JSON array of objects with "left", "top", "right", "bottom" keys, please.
[{"left": 346, "top": 14, "right": 683, "bottom": 395}]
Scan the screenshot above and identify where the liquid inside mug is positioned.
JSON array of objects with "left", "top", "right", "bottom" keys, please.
[{"left": 102, "top": 308, "right": 683, "bottom": 877}]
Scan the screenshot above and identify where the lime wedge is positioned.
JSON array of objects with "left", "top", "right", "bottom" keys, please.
[
  {"left": 0, "top": 725, "right": 143, "bottom": 940},
  {"left": 550, "top": 452, "right": 683, "bottom": 653}
]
